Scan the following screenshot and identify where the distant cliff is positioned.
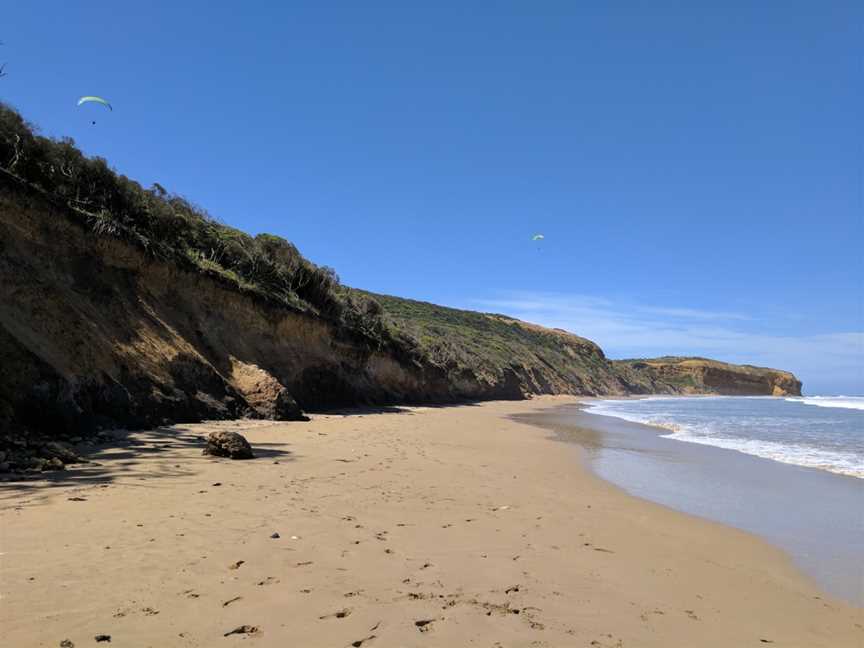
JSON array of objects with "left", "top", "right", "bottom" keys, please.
[
  {"left": 613, "top": 357, "right": 802, "bottom": 397},
  {"left": 0, "top": 104, "right": 801, "bottom": 472},
  {"left": 366, "top": 296, "right": 801, "bottom": 398}
]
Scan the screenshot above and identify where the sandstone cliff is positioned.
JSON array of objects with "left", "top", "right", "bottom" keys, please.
[
  {"left": 613, "top": 357, "right": 802, "bottom": 397},
  {"left": 0, "top": 104, "right": 802, "bottom": 472}
]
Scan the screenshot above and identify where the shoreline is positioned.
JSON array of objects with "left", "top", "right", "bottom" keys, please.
[
  {"left": 1, "top": 396, "right": 860, "bottom": 646},
  {"left": 576, "top": 395, "right": 864, "bottom": 480},
  {"left": 516, "top": 401, "right": 864, "bottom": 604}
]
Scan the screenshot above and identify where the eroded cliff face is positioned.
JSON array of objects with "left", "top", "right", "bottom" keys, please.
[
  {"left": 0, "top": 182, "right": 614, "bottom": 469},
  {"left": 613, "top": 358, "right": 802, "bottom": 397},
  {"left": 0, "top": 180, "right": 802, "bottom": 472}
]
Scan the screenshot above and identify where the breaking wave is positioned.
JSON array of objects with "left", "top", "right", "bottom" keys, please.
[{"left": 584, "top": 397, "right": 863, "bottom": 479}]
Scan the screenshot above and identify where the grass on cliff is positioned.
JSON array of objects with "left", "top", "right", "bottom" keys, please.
[
  {"left": 616, "top": 356, "right": 791, "bottom": 376},
  {"left": 359, "top": 290, "right": 612, "bottom": 378},
  {"left": 0, "top": 102, "right": 387, "bottom": 346}
]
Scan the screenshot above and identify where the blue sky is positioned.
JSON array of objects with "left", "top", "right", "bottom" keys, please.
[{"left": 2, "top": 1, "right": 861, "bottom": 394}]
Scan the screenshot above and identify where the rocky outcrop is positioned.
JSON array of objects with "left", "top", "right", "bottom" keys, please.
[
  {"left": 229, "top": 358, "right": 306, "bottom": 421},
  {"left": 613, "top": 357, "right": 802, "bottom": 396}
]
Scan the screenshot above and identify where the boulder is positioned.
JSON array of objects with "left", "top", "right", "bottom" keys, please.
[
  {"left": 203, "top": 430, "right": 254, "bottom": 460},
  {"left": 229, "top": 359, "right": 307, "bottom": 421}
]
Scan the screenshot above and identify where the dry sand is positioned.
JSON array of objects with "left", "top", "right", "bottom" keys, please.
[{"left": 1, "top": 396, "right": 861, "bottom": 647}]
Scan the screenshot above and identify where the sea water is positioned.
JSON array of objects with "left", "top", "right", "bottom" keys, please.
[{"left": 585, "top": 396, "right": 864, "bottom": 478}]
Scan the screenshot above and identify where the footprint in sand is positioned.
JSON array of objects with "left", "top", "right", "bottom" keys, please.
[
  {"left": 319, "top": 608, "right": 351, "bottom": 620},
  {"left": 415, "top": 618, "right": 436, "bottom": 633},
  {"left": 224, "top": 625, "right": 258, "bottom": 637}
]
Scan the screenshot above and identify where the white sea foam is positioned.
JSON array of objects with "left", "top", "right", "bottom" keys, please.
[
  {"left": 658, "top": 429, "right": 864, "bottom": 478},
  {"left": 785, "top": 396, "right": 864, "bottom": 411},
  {"left": 584, "top": 398, "right": 864, "bottom": 479}
]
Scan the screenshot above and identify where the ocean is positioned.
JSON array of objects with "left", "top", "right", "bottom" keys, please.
[{"left": 584, "top": 395, "right": 864, "bottom": 479}]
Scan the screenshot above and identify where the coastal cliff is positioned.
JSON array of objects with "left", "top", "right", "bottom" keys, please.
[
  {"left": 0, "top": 104, "right": 801, "bottom": 472},
  {"left": 613, "top": 357, "right": 802, "bottom": 397}
]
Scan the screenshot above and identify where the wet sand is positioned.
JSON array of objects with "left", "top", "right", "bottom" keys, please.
[
  {"left": 1, "top": 397, "right": 861, "bottom": 647},
  {"left": 517, "top": 403, "right": 864, "bottom": 605}
]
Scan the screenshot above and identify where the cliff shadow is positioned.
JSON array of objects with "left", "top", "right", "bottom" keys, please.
[
  {"left": 310, "top": 400, "right": 483, "bottom": 416},
  {"left": 0, "top": 423, "right": 296, "bottom": 507}
]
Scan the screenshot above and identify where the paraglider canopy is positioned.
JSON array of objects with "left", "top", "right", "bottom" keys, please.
[
  {"left": 77, "top": 96, "right": 112, "bottom": 111},
  {"left": 532, "top": 234, "right": 544, "bottom": 241}
]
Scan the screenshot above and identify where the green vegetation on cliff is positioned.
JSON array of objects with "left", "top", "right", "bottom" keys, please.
[
  {"left": 0, "top": 102, "right": 388, "bottom": 344},
  {"left": 358, "top": 291, "right": 633, "bottom": 395}
]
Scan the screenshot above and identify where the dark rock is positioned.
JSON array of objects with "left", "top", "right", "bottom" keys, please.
[
  {"left": 274, "top": 389, "right": 307, "bottom": 421},
  {"left": 59, "top": 640, "right": 74, "bottom": 648},
  {"left": 202, "top": 430, "right": 253, "bottom": 460},
  {"left": 270, "top": 532, "right": 280, "bottom": 539},
  {"left": 94, "top": 635, "right": 111, "bottom": 643},
  {"left": 42, "top": 457, "right": 65, "bottom": 471},
  {"left": 43, "top": 441, "right": 83, "bottom": 464}
]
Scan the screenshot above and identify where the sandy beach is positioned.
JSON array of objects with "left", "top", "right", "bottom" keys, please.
[{"left": 1, "top": 396, "right": 861, "bottom": 647}]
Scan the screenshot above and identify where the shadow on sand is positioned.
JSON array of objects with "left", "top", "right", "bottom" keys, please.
[
  {"left": 311, "top": 400, "right": 483, "bottom": 416},
  {"left": 1, "top": 399, "right": 487, "bottom": 505},
  {"left": 0, "top": 422, "right": 297, "bottom": 507}
]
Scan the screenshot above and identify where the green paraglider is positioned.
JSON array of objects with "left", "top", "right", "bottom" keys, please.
[
  {"left": 77, "top": 96, "right": 112, "bottom": 111},
  {"left": 531, "top": 233, "right": 545, "bottom": 252}
]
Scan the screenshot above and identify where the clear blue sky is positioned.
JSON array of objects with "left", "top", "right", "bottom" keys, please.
[{"left": 2, "top": 1, "right": 861, "bottom": 393}]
